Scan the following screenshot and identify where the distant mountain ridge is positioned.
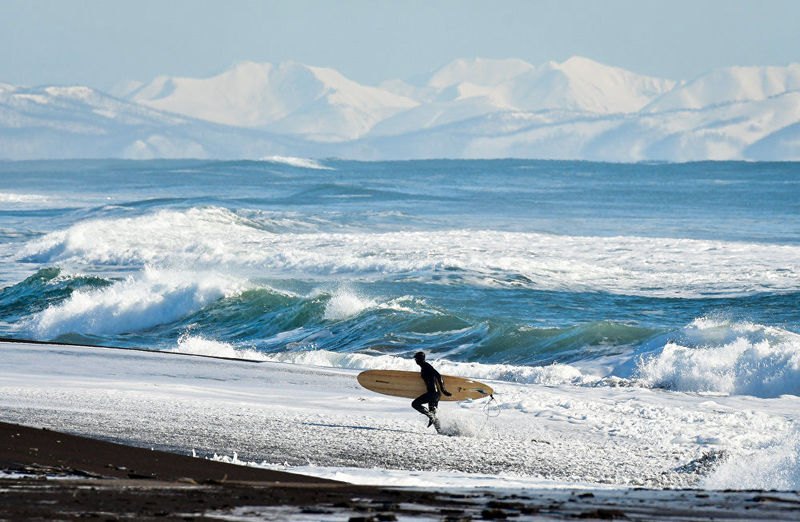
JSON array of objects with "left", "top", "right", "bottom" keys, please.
[
  {"left": 118, "top": 61, "right": 418, "bottom": 142},
  {"left": 2, "top": 57, "right": 799, "bottom": 161},
  {"left": 644, "top": 64, "right": 800, "bottom": 112}
]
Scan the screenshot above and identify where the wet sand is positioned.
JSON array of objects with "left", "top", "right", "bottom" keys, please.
[{"left": 3, "top": 421, "right": 800, "bottom": 521}]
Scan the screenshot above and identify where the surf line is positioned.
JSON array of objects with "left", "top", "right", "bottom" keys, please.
[{"left": 0, "top": 337, "right": 264, "bottom": 364}]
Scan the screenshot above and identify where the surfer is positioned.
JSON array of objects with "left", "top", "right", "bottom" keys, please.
[{"left": 412, "top": 351, "right": 451, "bottom": 430}]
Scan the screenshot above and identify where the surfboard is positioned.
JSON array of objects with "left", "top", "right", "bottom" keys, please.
[{"left": 357, "top": 369, "right": 493, "bottom": 401}]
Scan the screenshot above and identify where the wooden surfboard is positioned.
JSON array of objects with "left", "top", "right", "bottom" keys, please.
[{"left": 357, "top": 369, "right": 493, "bottom": 401}]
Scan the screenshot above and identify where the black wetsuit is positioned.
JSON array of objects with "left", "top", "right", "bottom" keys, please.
[{"left": 412, "top": 361, "right": 444, "bottom": 415}]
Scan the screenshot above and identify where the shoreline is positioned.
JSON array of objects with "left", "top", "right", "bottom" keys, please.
[
  {"left": 0, "top": 336, "right": 266, "bottom": 363},
  {"left": 4, "top": 424, "right": 800, "bottom": 520}
]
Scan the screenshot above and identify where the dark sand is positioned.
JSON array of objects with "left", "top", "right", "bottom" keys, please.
[{"left": 3, "top": 421, "right": 800, "bottom": 520}]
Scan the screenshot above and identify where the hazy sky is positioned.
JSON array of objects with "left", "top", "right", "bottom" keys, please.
[{"left": 3, "top": 0, "right": 799, "bottom": 90}]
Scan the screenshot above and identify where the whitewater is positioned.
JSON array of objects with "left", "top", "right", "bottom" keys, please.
[{"left": 1, "top": 158, "right": 799, "bottom": 491}]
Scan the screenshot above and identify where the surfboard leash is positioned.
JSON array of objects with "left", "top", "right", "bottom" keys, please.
[
  {"left": 482, "top": 393, "right": 501, "bottom": 418},
  {"left": 471, "top": 393, "right": 500, "bottom": 433}
]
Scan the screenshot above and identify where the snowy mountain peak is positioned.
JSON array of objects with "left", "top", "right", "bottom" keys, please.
[
  {"left": 122, "top": 60, "right": 418, "bottom": 140},
  {"left": 503, "top": 56, "right": 675, "bottom": 114},
  {"left": 645, "top": 63, "right": 800, "bottom": 112},
  {"left": 0, "top": 82, "right": 17, "bottom": 94},
  {"left": 427, "top": 57, "right": 535, "bottom": 89},
  {"left": 559, "top": 55, "right": 602, "bottom": 68}
]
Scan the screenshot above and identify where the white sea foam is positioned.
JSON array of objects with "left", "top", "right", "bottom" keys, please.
[
  {"left": 625, "top": 318, "right": 800, "bottom": 398},
  {"left": 312, "top": 287, "right": 425, "bottom": 322},
  {"left": 255, "top": 347, "right": 599, "bottom": 386},
  {"left": 702, "top": 431, "right": 800, "bottom": 490},
  {"left": 323, "top": 288, "right": 376, "bottom": 321},
  {"left": 212, "top": 457, "right": 595, "bottom": 489},
  {"left": 17, "top": 207, "right": 800, "bottom": 298},
  {"left": 260, "top": 155, "right": 333, "bottom": 170},
  {"left": 19, "top": 207, "right": 247, "bottom": 267},
  {"left": 29, "top": 268, "right": 246, "bottom": 337},
  {"left": 0, "top": 192, "right": 49, "bottom": 204},
  {"left": 173, "top": 334, "right": 270, "bottom": 361}
]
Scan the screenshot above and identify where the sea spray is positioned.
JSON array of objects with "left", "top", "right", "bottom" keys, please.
[
  {"left": 322, "top": 287, "right": 377, "bottom": 321},
  {"left": 702, "top": 431, "right": 800, "bottom": 490},
  {"left": 173, "top": 333, "right": 269, "bottom": 360},
  {"left": 437, "top": 410, "right": 485, "bottom": 438},
  {"left": 260, "top": 155, "right": 334, "bottom": 170}
]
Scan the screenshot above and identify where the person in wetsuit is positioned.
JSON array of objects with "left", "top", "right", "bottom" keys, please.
[{"left": 411, "top": 351, "right": 451, "bottom": 428}]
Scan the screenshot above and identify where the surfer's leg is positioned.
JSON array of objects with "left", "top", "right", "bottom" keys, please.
[
  {"left": 413, "top": 393, "right": 438, "bottom": 428},
  {"left": 429, "top": 392, "right": 441, "bottom": 415},
  {"left": 412, "top": 394, "right": 430, "bottom": 415}
]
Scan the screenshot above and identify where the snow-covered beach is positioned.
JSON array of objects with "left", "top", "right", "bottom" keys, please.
[{"left": 3, "top": 339, "right": 798, "bottom": 492}]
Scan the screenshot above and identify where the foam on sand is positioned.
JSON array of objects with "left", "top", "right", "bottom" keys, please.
[
  {"left": 173, "top": 333, "right": 270, "bottom": 361},
  {"left": 214, "top": 456, "right": 613, "bottom": 489},
  {"left": 702, "top": 430, "right": 800, "bottom": 490}
]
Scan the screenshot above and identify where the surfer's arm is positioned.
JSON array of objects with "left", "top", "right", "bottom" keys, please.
[{"left": 435, "top": 371, "right": 451, "bottom": 396}]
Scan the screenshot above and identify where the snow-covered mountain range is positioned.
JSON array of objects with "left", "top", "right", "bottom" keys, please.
[{"left": 2, "top": 57, "right": 799, "bottom": 161}]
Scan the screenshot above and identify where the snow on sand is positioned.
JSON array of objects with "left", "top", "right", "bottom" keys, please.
[{"left": 1, "top": 341, "right": 798, "bottom": 490}]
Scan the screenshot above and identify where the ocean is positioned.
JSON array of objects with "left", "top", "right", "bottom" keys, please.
[{"left": 1, "top": 157, "right": 799, "bottom": 489}]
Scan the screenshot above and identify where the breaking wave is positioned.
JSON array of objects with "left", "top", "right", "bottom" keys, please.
[
  {"left": 17, "top": 206, "right": 800, "bottom": 297},
  {"left": 7, "top": 268, "right": 658, "bottom": 366},
  {"left": 27, "top": 268, "right": 246, "bottom": 338},
  {"left": 6, "top": 268, "right": 800, "bottom": 399},
  {"left": 260, "top": 155, "right": 333, "bottom": 170},
  {"left": 320, "top": 287, "right": 376, "bottom": 321},
  {"left": 170, "top": 317, "right": 800, "bottom": 399},
  {"left": 173, "top": 333, "right": 270, "bottom": 361},
  {"left": 618, "top": 318, "right": 800, "bottom": 398}
]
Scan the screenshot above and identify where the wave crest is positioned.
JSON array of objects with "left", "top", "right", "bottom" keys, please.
[
  {"left": 0, "top": 192, "right": 50, "bottom": 204},
  {"left": 29, "top": 268, "right": 246, "bottom": 338},
  {"left": 260, "top": 155, "right": 333, "bottom": 170},
  {"left": 17, "top": 207, "right": 800, "bottom": 297},
  {"left": 623, "top": 318, "right": 800, "bottom": 398},
  {"left": 322, "top": 288, "right": 376, "bottom": 321}
]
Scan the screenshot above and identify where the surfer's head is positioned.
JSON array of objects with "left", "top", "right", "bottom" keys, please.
[{"left": 414, "top": 351, "right": 425, "bottom": 365}]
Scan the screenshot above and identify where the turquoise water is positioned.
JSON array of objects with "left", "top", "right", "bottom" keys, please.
[{"left": 1, "top": 158, "right": 799, "bottom": 381}]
